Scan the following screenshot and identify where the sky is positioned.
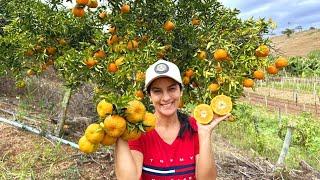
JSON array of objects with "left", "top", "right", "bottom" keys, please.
[{"left": 218, "top": 0, "right": 320, "bottom": 35}]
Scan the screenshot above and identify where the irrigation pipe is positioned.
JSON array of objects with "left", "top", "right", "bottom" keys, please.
[
  {"left": 0, "top": 106, "right": 40, "bottom": 124},
  {"left": 0, "top": 117, "right": 79, "bottom": 149}
]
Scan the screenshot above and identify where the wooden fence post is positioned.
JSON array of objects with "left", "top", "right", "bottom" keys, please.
[
  {"left": 264, "top": 95, "right": 268, "bottom": 107},
  {"left": 278, "top": 107, "right": 282, "bottom": 127}
]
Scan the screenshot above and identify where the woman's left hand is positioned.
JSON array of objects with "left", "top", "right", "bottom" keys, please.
[{"left": 197, "top": 113, "right": 231, "bottom": 135}]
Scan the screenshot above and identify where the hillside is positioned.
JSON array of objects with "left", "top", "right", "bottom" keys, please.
[{"left": 270, "top": 29, "right": 320, "bottom": 57}]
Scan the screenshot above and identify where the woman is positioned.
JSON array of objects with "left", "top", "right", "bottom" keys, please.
[{"left": 115, "top": 59, "right": 230, "bottom": 180}]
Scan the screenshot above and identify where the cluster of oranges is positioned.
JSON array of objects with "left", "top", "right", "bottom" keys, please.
[
  {"left": 78, "top": 99, "right": 156, "bottom": 154},
  {"left": 243, "top": 45, "right": 289, "bottom": 88},
  {"left": 72, "top": 0, "right": 98, "bottom": 17}
]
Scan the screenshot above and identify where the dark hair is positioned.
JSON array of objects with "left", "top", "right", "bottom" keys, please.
[{"left": 177, "top": 110, "right": 196, "bottom": 138}]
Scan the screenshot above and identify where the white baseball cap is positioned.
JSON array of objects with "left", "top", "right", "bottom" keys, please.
[{"left": 145, "top": 59, "right": 183, "bottom": 90}]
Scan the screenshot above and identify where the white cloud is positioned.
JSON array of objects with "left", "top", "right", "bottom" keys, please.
[{"left": 218, "top": 0, "right": 320, "bottom": 34}]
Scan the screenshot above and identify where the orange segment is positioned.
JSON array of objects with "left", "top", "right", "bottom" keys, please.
[
  {"left": 193, "top": 104, "right": 214, "bottom": 125},
  {"left": 210, "top": 95, "right": 232, "bottom": 116}
]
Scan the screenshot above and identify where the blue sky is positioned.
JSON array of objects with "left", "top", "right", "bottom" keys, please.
[{"left": 218, "top": 0, "right": 320, "bottom": 35}]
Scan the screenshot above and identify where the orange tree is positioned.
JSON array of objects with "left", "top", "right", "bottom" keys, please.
[
  {"left": 0, "top": 0, "right": 277, "bottom": 109},
  {"left": 1, "top": 0, "right": 287, "bottom": 140},
  {"left": 0, "top": 0, "right": 105, "bottom": 135},
  {"left": 84, "top": 0, "right": 275, "bottom": 110},
  {"left": 0, "top": 0, "right": 98, "bottom": 87}
]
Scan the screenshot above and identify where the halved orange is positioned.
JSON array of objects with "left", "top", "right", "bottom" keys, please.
[
  {"left": 193, "top": 104, "right": 214, "bottom": 125},
  {"left": 210, "top": 95, "right": 232, "bottom": 116}
]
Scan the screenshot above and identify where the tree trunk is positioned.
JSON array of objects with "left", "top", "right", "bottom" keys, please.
[{"left": 55, "top": 87, "right": 72, "bottom": 137}]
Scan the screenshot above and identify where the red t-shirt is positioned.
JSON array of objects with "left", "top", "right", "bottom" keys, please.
[{"left": 128, "top": 117, "right": 199, "bottom": 180}]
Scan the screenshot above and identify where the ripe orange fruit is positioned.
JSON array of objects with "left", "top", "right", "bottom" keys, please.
[
  {"left": 84, "top": 58, "right": 98, "bottom": 69},
  {"left": 163, "top": 20, "right": 175, "bottom": 32},
  {"left": 121, "top": 4, "right": 130, "bottom": 13},
  {"left": 182, "top": 76, "right": 190, "bottom": 85},
  {"left": 142, "top": 112, "right": 156, "bottom": 132},
  {"left": 101, "top": 133, "right": 117, "bottom": 146},
  {"left": 193, "top": 104, "right": 214, "bottom": 125},
  {"left": 121, "top": 128, "right": 142, "bottom": 141},
  {"left": 135, "top": 90, "right": 144, "bottom": 99},
  {"left": 185, "top": 69, "right": 194, "bottom": 77},
  {"left": 27, "top": 69, "right": 35, "bottom": 76},
  {"left": 109, "top": 26, "right": 116, "bottom": 34},
  {"left": 266, "top": 65, "right": 278, "bottom": 75},
  {"left": 208, "top": 83, "right": 220, "bottom": 92},
  {"left": 99, "top": 11, "right": 107, "bottom": 19},
  {"left": 197, "top": 50, "right": 207, "bottom": 60},
  {"left": 87, "top": 0, "right": 98, "bottom": 8},
  {"left": 46, "top": 46, "right": 57, "bottom": 55},
  {"left": 253, "top": 70, "right": 265, "bottom": 80},
  {"left": 191, "top": 18, "right": 200, "bottom": 26},
  {"left": 135, "top": 71, "right": 145, "bottom": 81},
  {"left": 255, "top": 45, "right": 270, "bottom": 57},
  {"left": 76, "top": 0, "right": 89, "bottom": 5},
  {"left": 85, "top": 123, "right": 105, "bottom": 144},
  {"left": 127, "top": 40, "right": 138, "bottom": 50},
  {"left": 275, "top": 57, "right": 288, "bottom": 69},
  {"left": 94, "top": 49, "right": 106, "bottom": 59},
  {"left": 97, "top": 99, "right": 113, "bottom": 118},
  {"left": 78, "top": 136, "right": 98, "bottom": 154},
  {"left": 125, "top": 100, "right": 146, "bottom": 123},
  {"left": 108, "top": 63, "right": 118, "bottom": 73},
  {"left": 243, "top": 78, "right": 254, "bottom": 88},
  {"left": 107, "top": 35, "right": 119, "bottom": 46},
  {"left": 213, "top": 49, "right": 228, "bottom": 61},
  {"left": 72, "top": 7, "right": 85, "bottom": 17},
  {"left": 104, "top": 115, "right": 126, "bottom": 137},
  {"left": 210, "top": 95, "right": 232, "bottom": 116}
]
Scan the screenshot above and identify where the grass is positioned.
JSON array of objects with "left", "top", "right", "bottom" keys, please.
[
  {"left": 0, "top": 142, "right": 81, "bottom": 179},
  {"left": 216, "top": 102, "right": 320, "bottom": 171}
]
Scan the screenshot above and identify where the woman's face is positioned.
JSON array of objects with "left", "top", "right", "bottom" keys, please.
[{"left": 149, "top": 77, "right": 182, "bottom": 118}]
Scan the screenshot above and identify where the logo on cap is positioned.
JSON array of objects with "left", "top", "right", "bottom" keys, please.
[{"left": 154, "top": 63, "right": 169, "bottom": 74}]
